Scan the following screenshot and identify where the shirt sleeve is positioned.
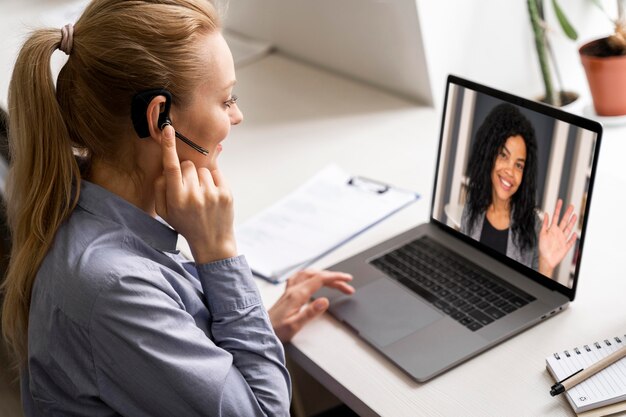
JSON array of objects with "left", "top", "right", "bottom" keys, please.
[{"left": 89, "top": 255, "right": 291, "bottom": 417}]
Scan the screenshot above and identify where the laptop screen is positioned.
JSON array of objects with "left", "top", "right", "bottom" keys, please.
[{"left": 432, "top": 77, "right": 601, "bottom": 291}]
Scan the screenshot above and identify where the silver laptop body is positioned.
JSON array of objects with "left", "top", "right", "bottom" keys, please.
[{"left": 314, "top": 75, "right": 603, "bottom": 382}]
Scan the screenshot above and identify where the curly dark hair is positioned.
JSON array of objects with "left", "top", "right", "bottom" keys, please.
[{"left": 465, "top": 103, "right": 538, "bottom": 251}]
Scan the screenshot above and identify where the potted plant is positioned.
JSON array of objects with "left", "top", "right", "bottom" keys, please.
[
  {"left": 579, "top": 0, "right": 626, "bottom": 115},
  {"left": 527, "top": 0, "right": 580, "bottom": 107}
]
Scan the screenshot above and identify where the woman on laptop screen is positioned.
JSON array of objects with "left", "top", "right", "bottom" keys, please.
[{"left": 460, "top": 103, "right": 577, "bottom": 279}]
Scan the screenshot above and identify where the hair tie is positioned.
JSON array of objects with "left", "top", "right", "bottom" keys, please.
[{"left": 59, "top": 24, "right": 74, "bottom": 55}]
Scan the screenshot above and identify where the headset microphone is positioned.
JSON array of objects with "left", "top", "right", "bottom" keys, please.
[{"left": 131, "top": 89, "right": 209, "bottom": 156}]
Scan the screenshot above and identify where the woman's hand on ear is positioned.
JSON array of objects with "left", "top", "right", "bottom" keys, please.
[
  {"left": 268, "top": 269, "right": 354, "bottom": 343},
  {"left": 154, "top": 125, "right": 237, "bottom": 264},
  {"left": 538, "top": 199, "right": 577, "bottom": 278}
]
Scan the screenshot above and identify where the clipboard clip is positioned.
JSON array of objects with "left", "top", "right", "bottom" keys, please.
[{"left": 347, "top": 176, "right": 390, "bottom": 194}]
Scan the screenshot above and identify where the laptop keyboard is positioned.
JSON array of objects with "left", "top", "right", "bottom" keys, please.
[{"left": 370, "top": 236, "right": 536, "bottom": 331}]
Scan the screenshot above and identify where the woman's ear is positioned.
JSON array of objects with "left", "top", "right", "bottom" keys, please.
[{"left": 146, "top": 95, "right": 168, "bottom": 144}]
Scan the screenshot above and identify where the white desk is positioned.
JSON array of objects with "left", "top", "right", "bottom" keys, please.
[
  {"left": 224, "top": 55, "right": 626, "bottom": 417},
  {"left": 3, "top": 3, "right": 626, "bottom": 416}
]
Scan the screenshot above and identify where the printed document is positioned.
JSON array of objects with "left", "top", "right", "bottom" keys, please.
[{"left": 236, "top": 165, "right": 418, "bottom": 282}]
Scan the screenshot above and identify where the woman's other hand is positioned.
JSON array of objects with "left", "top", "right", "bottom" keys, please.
[
  {"left": 538, "top": 199, "right": 577, "bottom": 277},
  {"left": 154, "top": 125, "right": 236, "bottom": 264},
  {"left": 269, "top": 269, "right": 354, "bottom": 343}
]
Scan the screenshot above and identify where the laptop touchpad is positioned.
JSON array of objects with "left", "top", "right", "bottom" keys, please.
[{"left": 330, "top": 278, "right": 443, "bottom": 347}]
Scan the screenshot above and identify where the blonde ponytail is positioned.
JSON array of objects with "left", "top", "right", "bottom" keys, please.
[
  {"left": 1, "top": 29, "right": 81, "bottom": 364},
  {"left": 2, "top": 0, "right": 220, "bottom": 364}
]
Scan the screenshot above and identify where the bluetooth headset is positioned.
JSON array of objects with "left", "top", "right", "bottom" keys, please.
[{"left": 130, "top": 89, "right": 209, "bottom": 156}]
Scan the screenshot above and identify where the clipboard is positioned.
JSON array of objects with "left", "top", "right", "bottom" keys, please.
[{"left": 235, "top": 165, "right": 419, "bottom": 283}]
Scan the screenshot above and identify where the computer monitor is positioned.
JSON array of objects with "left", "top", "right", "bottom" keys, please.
[{"left": 219, "top": 0, "right": 433, "bottom": 105}]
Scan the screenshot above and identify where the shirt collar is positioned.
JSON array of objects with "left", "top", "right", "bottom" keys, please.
[{"left": 76, "top": 180, "right": 178, "bottom": 253}]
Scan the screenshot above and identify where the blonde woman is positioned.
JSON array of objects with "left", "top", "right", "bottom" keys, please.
[{"left": 1, "top": 0, "right": 353, "bottom": 415}]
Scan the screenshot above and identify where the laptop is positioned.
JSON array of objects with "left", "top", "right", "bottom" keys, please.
[{"left": 314, "top": 75, "right": 603, "bottom": 382}]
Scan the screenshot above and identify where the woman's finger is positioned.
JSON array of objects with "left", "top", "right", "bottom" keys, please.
[
  {"left": 209, "top": 167, "right": 226, "bottom": 188},
  {"left": 558, "top": 204, "right": 575, "bottom": 231},
  {"left": 316, "top": 270, "right": 353, "bottom": 282},
  {"left": 566, "top": 232, "right": 577, "bottom": 249},
  {"left": 287, "top": 269, "right": 321, "bottom": 287},
  {"left": 299, "top": 271, "right": 354, "bottom": 294},
  {"left": 564, "top": 213, "right": 577, "bottom": 237},
  {"left": 281, "top": 298, "right": 329, "bottom": 341},
  {"left": 284, "top": 270, "right": 353, "bottom": 300},
  {"left": 180, "top": 160, "right": 199, "bottom": 189},
  {"left": 161, "top": 125, "right": 182, "bottom": 192},
  {"left": 324, "top": 280, "right": 355, "bottom": 294},
  {"left": 197, "top": 167, "right": 216, "bottom": 193}
]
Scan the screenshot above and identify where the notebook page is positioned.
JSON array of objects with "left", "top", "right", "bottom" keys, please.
[
  {"left": 546, "top": 336, "right": 626, "bottom": 413},
  {"left": 235, "top": 165, "right": 418, "bottom": 282}
]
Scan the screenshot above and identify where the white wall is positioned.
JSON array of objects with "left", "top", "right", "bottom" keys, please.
[
  {"left": 417, "top": 0, "right": 615, "bottom": 110},
  {"left": 1, "top": 0, "right": 617, "bottom": 113},
  {"left": 0, "top": 0, "right": 85, "bottom": 110}
]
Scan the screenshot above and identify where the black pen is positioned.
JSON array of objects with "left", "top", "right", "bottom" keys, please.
[{"left": 550, "top": 344, "right": 626, "bottom": 396}]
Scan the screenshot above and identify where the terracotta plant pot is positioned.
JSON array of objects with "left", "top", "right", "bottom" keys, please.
[
  {"left": 580, "top": 37, "right": 626, "bottom": 116},
  {"left": 538, "top": 91, "right": 579, "bottom": 108}
]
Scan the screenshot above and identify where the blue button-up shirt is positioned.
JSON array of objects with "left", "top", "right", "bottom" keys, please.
[{"left": 21, "top": 180, "right": 291, "bottom": 416}]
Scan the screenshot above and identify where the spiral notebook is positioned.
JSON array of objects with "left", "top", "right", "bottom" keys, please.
[{"left": 546, "top": 335, "right": 626, "bottom": 414}]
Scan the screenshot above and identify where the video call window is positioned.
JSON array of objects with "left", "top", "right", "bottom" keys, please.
[{"left": 432, "top": 83, "right": 598, "bottom": 289}]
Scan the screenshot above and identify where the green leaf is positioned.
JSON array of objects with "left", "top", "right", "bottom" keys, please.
[
  {"left": 537, "top": 0, "right": 545, "bottom": 20},
  {"left": 552, "top": 0, "right": 578, "bottom": 40}
]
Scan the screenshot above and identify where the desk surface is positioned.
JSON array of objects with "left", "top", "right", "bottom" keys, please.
[
  {"left": 3, "top": 3, "right": 626, "bottom": 416},
  {"left": 227, "top": 54, "right": 626, "bottom": 417}
]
